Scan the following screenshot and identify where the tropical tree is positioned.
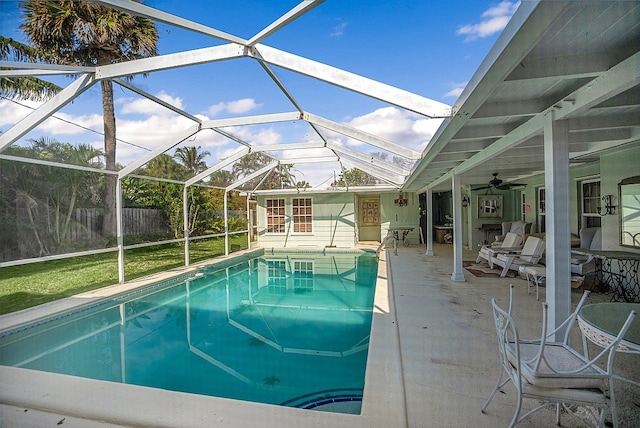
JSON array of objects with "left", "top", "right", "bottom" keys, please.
[
  {"left": 0, "top": 35, "right": 61, "bottom": 100},
  {"left": 332, "top": 168, "right": 378, "bottom": 187},
  {"left": 20, "top": 0, "right": 159, "bottom": 240},
  {"left": 173, "top": 146, "right": 210, "bottom": 177},
  {"left": 0, "top": 137, "right": 103, "bottom": 256}
]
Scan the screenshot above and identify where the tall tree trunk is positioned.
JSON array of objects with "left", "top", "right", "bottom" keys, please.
[{"left": 101, "top": 79, "right": 117, "bottom": 239}]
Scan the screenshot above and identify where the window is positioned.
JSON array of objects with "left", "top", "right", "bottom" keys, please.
[
  {"left": 266, "top": 199, "right": 285, "bottom": 233},
  {"left": 581, "top": 179, "right": 602, "bottom": 228},
  {"left": 292, "top": 198, "right": 313, "bottom": 233},
  {"left": 293, "top": 260, "right": 314, "bottom": 294},
  {"left": 267, "top": 260, "right": 287, "bottom": 294},
  {"left": 521, "top": 190, "right": 527, "bottom": 221}
]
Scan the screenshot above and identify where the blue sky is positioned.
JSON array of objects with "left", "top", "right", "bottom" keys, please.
[{"left": 0, "top": 1, "right": 520, "bottom": 187}]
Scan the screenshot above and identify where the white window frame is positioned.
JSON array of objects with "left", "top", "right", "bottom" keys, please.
[
  {"left": 537, "top": 187, "right": 546, "bottom": 233},
  {"left": 293, "top": 260, "right": 314, "bottom": 294},
  {"left": 580, "top": 178, "right": 602, "bottom": 229},
  {"left": 291, "top": 197, "right": 313, "bottom": 234},
  {"left": 266, "top": 198, "right": 286, "bottom": 234},
  {"left": 267, "top": 259, "right": 287, "bottom": 294}
]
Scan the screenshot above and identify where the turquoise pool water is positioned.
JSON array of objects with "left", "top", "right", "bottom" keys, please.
[{"left": 0, "top": 251, "right": 378, "bottom": 413}]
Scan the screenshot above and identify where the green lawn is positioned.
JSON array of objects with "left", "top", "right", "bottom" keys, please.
[{"left": 0, "top": 235, "right": 249, "bottom": 315}]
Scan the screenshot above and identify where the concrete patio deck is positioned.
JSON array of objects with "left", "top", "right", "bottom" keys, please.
[
  {"left": 1, "top": 243, "right": 639, "bottom": 427},
  {"left": 389, "top": 243, "right": 640, "bottom": 427}
]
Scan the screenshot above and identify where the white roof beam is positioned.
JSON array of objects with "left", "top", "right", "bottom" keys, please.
[
  {"left": 258, "top": 61, "right": 304, "bottom": 113},
  {"left": 252, "top": 142, "right": 325, "bottom": 152},
  {"left": 326, "top": 142, "right": 410, "bottom": 175},
  {"left": 95, "top": 44, "right": 246, "bottom": 79},
  {"left": 287, "top": 156, "right": 339, "bottom": 164},
  {"left": 185, "top": 147, "right": 250, "bottom": 187},
  {"left": 226, "top": 163, "right": 278, "bottom": 191},
  {"left": 92, "top": 0, "right": 247, "bottom": 45},
  {"left": 250, "top": 44, "right": 451, "bottom": 118},
  {"left": 114, "top": 79, "right": 202, "bottom": 123},
  {"left": 211, "top": 128, "right": 251, "bottom": 148},
  {"left": 202, "top": 112, "right": 301, "bottom": 129},
  {"left": 0, "top": 74, "right": 96, "bottom": 152},
  {"left": 248, "top": 0, "right": 325, "bottom": 46},
  {"left": 118, "top": 124, "right": 201, "bottom": 177},
  {"left": 305, "top": 113, "right": 420, "bottom": 160},
  {"left": 0, "top": 61, "right": 95, "bottom": 73}
]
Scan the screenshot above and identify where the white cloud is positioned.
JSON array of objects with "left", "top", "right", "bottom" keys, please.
[
  {"left": 443, "top": 81, "right": 468, "bottom": 99},
  {"left": 456, "top": 1, "right": 519, "bottom": 42},
  {"left": 119, "top": 91, "right": 185, "bottom": 116},
  {"left": 331, "top": 21, "right": 348, "bottom": 37},
  {"left": 344, "top": 106, "right": 441, "bottom": 152},
  {"left": 208, "top": 98, "right": 262, "bottom": 116}
]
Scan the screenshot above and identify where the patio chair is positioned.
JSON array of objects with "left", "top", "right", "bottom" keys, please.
[
  {"left": 571, "top": 227, "right": 601, "bottom": 275},
  {"left": 482, "top": 285, "right": 637, "bottom": 427},
  {"left": 493, "top": 220, "right": 532, "bottom": 244},
  {"left": 476, "top": 232, "right": 523, "bottom": 264},
  {"left": 489, "top": 236, "right": 545, "bottom": 278}
]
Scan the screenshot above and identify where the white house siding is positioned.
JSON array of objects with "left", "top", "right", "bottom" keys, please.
[
  {"left": 379, "top": 192, "right": 421, "bottom": 246},
  {"left": 257, "top": 193, "right": 356, "bottom": 248}
]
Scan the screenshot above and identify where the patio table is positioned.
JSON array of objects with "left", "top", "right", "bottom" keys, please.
[
  {"left": 571, "top": 249, "right": 640, "bottom": 302},
  {"left": 578, "top": 302, "right": 640, "bottom": 385}
]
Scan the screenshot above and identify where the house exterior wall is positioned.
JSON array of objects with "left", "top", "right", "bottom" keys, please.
[
  {"left": 464, "top": 144, "right": 639, "bottom": 252},
  {"left": 379, "top": 192, "right": 421, "bottom": 245},
  {"left": 255, "top": 191, "right": 421, "bottom": 248},
  {"left": 256, "top": 192, "right": 356, "bottom": 248}
]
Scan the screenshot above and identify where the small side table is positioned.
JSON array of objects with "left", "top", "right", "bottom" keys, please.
[{"left": 519, "top": 264, "right": 546, "bottom": 300}]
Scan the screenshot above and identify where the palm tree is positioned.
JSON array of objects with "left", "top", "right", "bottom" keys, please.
[
  {"left": 173, "top": 146, "right": 210, "bottom": 177},
  {"left": 20, "top": 0, "right": 159, "bottom": 239},
  {"left": 0, "top": 35, "right": 61, "bottom": 100}
]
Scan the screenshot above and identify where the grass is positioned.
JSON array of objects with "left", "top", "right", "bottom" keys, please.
[{"left": 0, "top": 235, "right": 249, "bottom": 315}]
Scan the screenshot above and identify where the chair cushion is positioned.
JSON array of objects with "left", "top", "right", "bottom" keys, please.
[{"left": 509, "top": 343, "right": 605, "bottom": 389}]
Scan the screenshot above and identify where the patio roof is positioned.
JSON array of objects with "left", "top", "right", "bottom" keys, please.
[{"left": 404, "top": 0, "right": 640, "bottom": 192}]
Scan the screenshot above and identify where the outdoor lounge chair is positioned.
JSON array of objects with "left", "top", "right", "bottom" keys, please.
[
  {"left": 489, "top": 236, "right": 545, "bottom": 278},
  {"left": 476, "top": 232, "right": 523, "bottom": 265},
  {"left": 493, "top": 220, "right": 532, "bottom": 245},
  {"left": 482, "top": 285, "right": 637, "bottom": 427}
]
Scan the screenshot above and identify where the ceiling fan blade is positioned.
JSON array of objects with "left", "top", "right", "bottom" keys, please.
[
  {"left": 472, "top": 185, "right": 491, "bottom": 191},
  {"left": 496, "top": 183, "right": 527, "bottom": 190}
]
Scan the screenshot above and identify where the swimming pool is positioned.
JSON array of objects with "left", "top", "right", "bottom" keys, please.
[{"left": 0, "top": 251, "right": 378, "bottom": 414}]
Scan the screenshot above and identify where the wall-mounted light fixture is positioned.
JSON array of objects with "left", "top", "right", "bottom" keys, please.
[
  {"left": 462, "top": 194, "right": 470, "bottom": 208},
  {"left": 598, "top": 194, "right": 616, "bottom": 216},
  {"left": 394, "top": 191, "right": 408, "bottom": 207}
]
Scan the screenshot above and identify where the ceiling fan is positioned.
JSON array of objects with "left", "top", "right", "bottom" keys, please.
[{"left": 472, "top": 172, "right": 527, "bottom": 191}]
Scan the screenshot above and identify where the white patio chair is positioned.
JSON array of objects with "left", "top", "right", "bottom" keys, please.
[
  {"left": 489, "top": 236, "right": 545, "bottom": 277},
  {"left": 481, "top": 285, "right": 637, "bottom": 427},
  {"left": 476, "top": 232, "right": 523, "bottom": 264}
]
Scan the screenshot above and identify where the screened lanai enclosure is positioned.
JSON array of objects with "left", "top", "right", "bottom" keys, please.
[{"left": 0, "top": 0, "right": 449, "bottom": 281}]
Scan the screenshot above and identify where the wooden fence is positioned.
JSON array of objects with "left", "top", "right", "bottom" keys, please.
[{"left": 67, "top": 208, "right": 167, "bottom": 242}]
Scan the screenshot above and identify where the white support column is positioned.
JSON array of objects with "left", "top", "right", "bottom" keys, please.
[
  {"left": 246, "top": 194, "right": 251, "bottom": 250},
  {"left": 116, "top": 178, "right": 125, "bottom": 284},
  {"left": 544, "top": 110, "right": 572, "bottom": 335},
  {"left": 224, "top": 191, "right": 229, "bottom": 256},
  {"left": 183, "top": 186, "right": 190, "bottom": 266},
  {"left": 425, "top": 188, "right": 434, "bottom": 256},
  {"left": 451, "top": 174, "right": 466, "bottom": 282}
]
